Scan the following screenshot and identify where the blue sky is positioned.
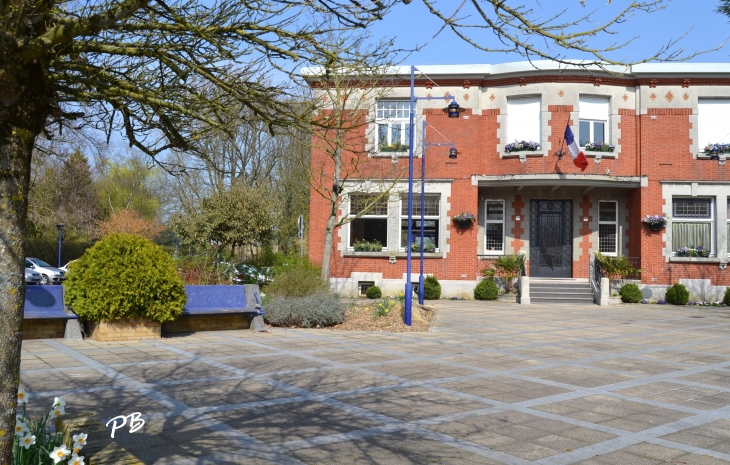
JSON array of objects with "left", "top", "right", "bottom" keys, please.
[{"left": 364, "top": 0, "right": 730, "bottom": 66}]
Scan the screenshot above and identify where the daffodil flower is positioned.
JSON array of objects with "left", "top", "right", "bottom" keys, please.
[
  {"left": 17, "top": 386, "right": 29, "bottom": 404},
  {"left": 53, "top": 397, "right": 66, "bottom": 409},
  {"left": 19, "top": 433, "right": 36, "bottom": 449},
  {"left": 49, "top": 445, "right": 71, "bottom": 464},
  {"left": 15, "top": 419, "right": 29, "bottom": 436},
  {"left": 73, "top": 444, "right": 83, "bottom": 456},
  {"left": 49, "top": 405, "right": 65, "bottom": 419},
  {"left": 68, "top": 454, "right": 85, "bottom": 465},
  {"left": 73, "top": 432, "right": 88, "bottom": 447}
]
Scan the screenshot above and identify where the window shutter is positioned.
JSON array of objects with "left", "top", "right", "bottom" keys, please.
[
  {"left": 579, "top": 96, "right": 609, "bottom": 121},
  {"left": 507, "top": 97, "right": 541, "bottom": 144},
  {"left": 698, "top": 99, "right": 730, "bottom": 148}
]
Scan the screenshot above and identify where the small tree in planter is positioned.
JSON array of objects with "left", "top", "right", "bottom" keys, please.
[
  {"left": 480, "top": 254, "right": 525, "bottom": 293},
  {"left": 65, "top": 234, "right": 186, "bottom": 340},
  {"left": 594, "top": 252, "right": 641, "bottom": 289}
]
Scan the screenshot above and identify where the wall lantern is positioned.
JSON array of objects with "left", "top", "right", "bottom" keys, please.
[
  {"left": 447, "top": 101, "right": 460, "bottom": 118},
  {"left": 449, "top": 147, "right": 458, "bottom": 159}
]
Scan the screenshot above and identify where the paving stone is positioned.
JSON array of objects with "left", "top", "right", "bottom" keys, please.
[
  {"left": 115, "top": 361, "right": 235, "bottom": 383},
  {"left": 154, "top": 378, "right": 294, "bottom": 408},
  {"left": 520, "top": 366, "right": 636, "bottom": 388},
  {"left": 221, "top": 354, "right": 328, "bottom": 374},
  {"left": 269, "top": 368, "right": 398, "bottom": 394},
  {"left": 21, "top": 368, "right": 118, "bottom": 392},
  {"left": 361, "top": 360, "right": 480, "bottom": 381},
  {"left": 439, "top": 375, "right": 572, "bottom": 403}
]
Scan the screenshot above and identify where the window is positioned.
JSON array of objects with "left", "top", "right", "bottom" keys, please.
[
  {"left": 698, "top": 99, "right": 730, "bottom": 151},
  {"left": 579, "top": 96, "right": 609, "bottom": 147},
  {"left": 598, "top": 201, "right": 618, "bottom": 255},
  {"left": 484, "top": 200, "right": 505, "bottom": 254},
  {"left": 727, "top": 199, "right": 730, "bottom": 256},
  {"left": 506, "top": 97, "right": 541, "bottom": 147},
  {"left": 401, "top": 194, "right": 440, "bottom": 251},
  {"left": 672, "top": 198, "right": 714, "bottom": 254},
  {"left": 376, "top": 100, "right": 410, "bottom": 151},
  {"left": 349, "top": 194, "right": 389, "bottom": 250}
]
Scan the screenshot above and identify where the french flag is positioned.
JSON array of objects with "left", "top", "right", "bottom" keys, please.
[{"left": 565, "top": 124, "right": 588, "bottom": 172}]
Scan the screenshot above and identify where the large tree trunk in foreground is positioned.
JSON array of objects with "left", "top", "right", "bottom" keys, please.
[
  {"left": 321, "top": 212, "right": 336, "bottom": 282},
  {"left": 0, "top": 131, "right": 33, "bottom": 462}
]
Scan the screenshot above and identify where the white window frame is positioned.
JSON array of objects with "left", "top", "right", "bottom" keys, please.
[
  {"left": 578, "top": 96, "right": 610, "bottom": 148},
  {"left": 484, "top": 199, "right": 505, "bottom": 255},
  {"left": 375, "top": 100, "right": 410, "bottom": 152},
  {"left": 698, "top": 99, "right": 730, "bottom": 152},
  {"left": 671, "top": 197, "right": 715, "bottom": 256},
  {"left": 506, "top": 96, "right": 541, "bottom": 147},
  {"left": 347, "top": 194, "right": 389, "bottom": 251},
  {"left": 399, "top": 194, "right": 441, "bottom": 252},
  {"left": 598, "top": 201, "right": 618, "bottom": 256}
]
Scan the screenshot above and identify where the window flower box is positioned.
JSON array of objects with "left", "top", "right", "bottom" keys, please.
[
  {"left": 641, "top": 215, "right": 667, "bottom": 231},
  {"left": 353, "top": 239, "right": 384, "bottom": 252},
  {"left": 675, "top": 246, "right": 710, "bottom": 258},
  {"left": 379, "top": 143, "right": 409, "bottom": 153},
  {"left": 584, "top": 142, "right": 615, "bottom": 152},
  {"left": 411, "top": 243, "right": 436, "bottom": 253},
  {"left": 504, "top": 140, "right": 540, "bottom": 153}
]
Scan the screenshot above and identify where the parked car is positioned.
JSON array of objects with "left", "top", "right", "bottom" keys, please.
[
  {"left": 60, "top": 260, "right": 78, "bottom": 273},
  {"left": 230, "top": 263, "right": 273, "bottom": 285},
  {"left": 25, "top": 267, "right": 42, "bottom": 285},
  {"left": 25, "top": 258, "right": 66, "bottom": 284}
]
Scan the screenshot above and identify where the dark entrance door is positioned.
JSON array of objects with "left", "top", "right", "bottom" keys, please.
[{"left": 530, "top": 200, "right": 573, "bottom": 278}]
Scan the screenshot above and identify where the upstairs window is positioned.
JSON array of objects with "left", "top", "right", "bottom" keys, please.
[
  {"left": 349, "top": 194, "right": 389, "bottom": 250},
  {"left": 698, "top": 99, "right": 730, "bottom": 152},
  {"left": 376, "top": 100, "right": 410, "bottom": 152},
  {"left": 401, "top": 194, "right": 440, "bottom": 252},
  {"left": 579, "top": 96, "right": 609, "bottom": 147},
  {"left": 672, "top": 198, "right": 714, "bottom": 255},
  {"left": 506, "top": 97, "right": 541, "bottom": 147},
  {"left": 484, "top": 200, "right": 505, "bottom": 254},
  {"left": 598, "top": 201, "right": 618, "bottom": 255}
]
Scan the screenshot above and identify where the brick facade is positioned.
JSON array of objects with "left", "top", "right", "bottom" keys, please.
[
  {"left": 86, "top": 317, "right": 162, "bottom": 342},
  {"left": 308, "top": 62, "right": 730, "bottom": 298}
]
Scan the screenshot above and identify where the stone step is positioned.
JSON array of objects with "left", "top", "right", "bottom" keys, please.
[
  {"left": 530, "top": 284, "right": 592, "bottom": 291},
  {"left": 530, "top": 291, "right": 594, "bottom": 299},
  {"left": 531, "top": 297, "right": 595, "bottom": 304}
]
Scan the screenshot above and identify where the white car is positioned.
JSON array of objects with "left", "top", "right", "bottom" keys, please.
[
  {"left": 25, "top": 258, "right": 66, "bottom": 285},
  {"left": 25, "top": 268, "right": 42, "bottom": 285}
]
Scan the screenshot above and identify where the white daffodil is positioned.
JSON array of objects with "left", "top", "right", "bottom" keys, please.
[
  {"left": 49, "top": 404, "right": 65, "bottom": 419},
  {"left": 49, "top": 445, "right": 70, "bottom": 464},
  {"left": 19, "top": 433, "right": 36, "bottom": 449},
  {"left": 72, "top": 432, "right": 88, "bottom": 447},
  {"left": 15, "top": 419, "right": 29, "bottom": 436},
  {"left": 17, "top": 386, "right": 29, "bottom": 404},
  {"left": 68, "top": 454, "right": 85, "bottom": 465},
  {"left": 53, "top": 397, "right": 66, "bottom": 409},
  {"left": 72, "top": 444, "right": 83, "bottom": 456}
]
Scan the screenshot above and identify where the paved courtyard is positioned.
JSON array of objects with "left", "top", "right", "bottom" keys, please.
[{"left": 20, "top": 301, "right": 730, "bottom": 464}]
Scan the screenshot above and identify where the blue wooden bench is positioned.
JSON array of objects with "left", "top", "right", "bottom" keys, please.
[
  {"left": 24, "top": 286, "right": 82, "bottom": 340},
  {"left": 162, "top": 284, "right": 266, "bottom": 333}
]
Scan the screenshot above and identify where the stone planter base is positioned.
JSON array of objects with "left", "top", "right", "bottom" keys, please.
[
  {"left": 86, "top": 316, "right": 161, "bottom": 342},
  {"left": 609, "top": 296, "right": 623, "bottom": 305},
  {"left": 498, "top": 294, "right": 518, "bottom": 303}
]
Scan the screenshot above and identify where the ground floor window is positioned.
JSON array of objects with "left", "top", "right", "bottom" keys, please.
[
  {"left": 349, "top": 194, "right": 389, "bottom": 250},
  {"left": 484, "top": 200, "right": 505, "bottom": 254},
  {"left": 401, "top": 194, "right": 440, "bottom": 251},
  {"left": 598, "top": 201, "right": 618, "bottom": 255},
  {"left": 672, "top": 197, "right": 714, "bottom": 255}
]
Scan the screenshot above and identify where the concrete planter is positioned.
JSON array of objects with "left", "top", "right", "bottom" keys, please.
[
  {"left": 498, "top": 294, "right": 518, "bottom": 303},
  {"left": 609, "top": 296, "right": 623, "bottom": 305},
  {"left": 86, "top": 316, "right": 161, "bottom": 342}
]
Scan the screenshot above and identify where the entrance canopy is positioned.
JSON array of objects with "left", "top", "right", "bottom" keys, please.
[{"left": 474, "top": 174, "right": 646, "bottom": 189}]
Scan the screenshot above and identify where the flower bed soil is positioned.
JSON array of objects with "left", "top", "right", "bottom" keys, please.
[{"left": 328, "top": 302, "right": 435, "bottom": 332}]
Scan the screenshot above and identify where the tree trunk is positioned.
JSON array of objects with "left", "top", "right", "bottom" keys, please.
[
  {"left": 320, "top": 212, "right": 336, "bottom": 282},
  {"left": 0, "top": 131, "right": 33, "bottom": 463},
  {"left": 320, "top": 144, "right": 341, "bottom": 283}
]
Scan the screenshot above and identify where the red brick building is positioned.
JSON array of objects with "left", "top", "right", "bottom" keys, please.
[{"left": 308, "top": 61, "right": 730, "bottom": 302}]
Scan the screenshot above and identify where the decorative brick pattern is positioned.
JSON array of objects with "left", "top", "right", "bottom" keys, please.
[
  {"left": 511, "top": 195, "right": 525, "bottom": 252},
  {"left": 86, "top": 317, "right": 161, "bottom": 342}
]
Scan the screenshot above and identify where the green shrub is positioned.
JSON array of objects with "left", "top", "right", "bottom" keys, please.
[
  {"left": 423, "top": 275, "right": 441, "bottom": 300},
  {"left": 264, "top": 293, "right": 345, "bottom": 327},
  {"left": 619, "top": 283, "right": 643, "bottom": 303},
  {"left": 594, "top": 252, "right": 641, "bottom": 280},
  {"left": 725, "top": 287, "right": 730, "bottom": 306},
  {"left": 365, "top": 285, "right": 382, "bottom": 299},
  {"left": 265, "top": 259, "right": 327, "bottom": 298},
  {"left": 474, "top": 279, "right": 498, "bottom": 300},
  {"left": 64, "top": 234, "right": 186, "bottom": 322},
  {"left": 665, "top": 283, "right": 689, "bottom": 305}
]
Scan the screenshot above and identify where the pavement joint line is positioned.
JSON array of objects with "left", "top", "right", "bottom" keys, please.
[
  {"left": 40, "top": 340, "right": 309, "bottom": 465},
  {"left": 647, "top": 437, "right": 730, "bottom": 462}
]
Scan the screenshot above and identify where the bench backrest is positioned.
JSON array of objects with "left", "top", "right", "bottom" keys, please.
[
  {"left": 183, "top": 285, "right": 254, "bottom": 314},
  {"left": 24, "top": 286, "right": 77, "bottom": 319}
]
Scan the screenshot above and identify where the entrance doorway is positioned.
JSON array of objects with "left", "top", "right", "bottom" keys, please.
[{"left": 529, "top": 200, "right": 573, "bottom": 278}]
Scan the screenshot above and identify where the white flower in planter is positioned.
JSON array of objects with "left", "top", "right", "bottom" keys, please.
[
  {"left": 15, "top": 418, "right": 29, "bottom": 436},
  {"left": 53, "top": 396, "right": 66, "bottom": 409},
  {"left": 69, "top": 454, "right": 85, "bottom": 465},
  {"left": 17, "top": 386, "right": 29, "bottom": 404},
  {"left": 49, "top": 404, "right": 65, "bottom": 419},
  {"left": 73, "top": 432, "right": 88, "bottom": 447},
  {"left": 49, "top": 444, "right": 71, "bottom": 464},
  {"left": 19, "top": 433, "right": 36, "bottom": 449}
]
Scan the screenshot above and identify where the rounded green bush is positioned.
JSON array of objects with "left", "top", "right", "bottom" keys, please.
[
  {"left": 724, "top": 287, "right": 730, "bottom": 306},
  {"left": 665, "top": 283, "right": 689, "bottom": 306},
  {"left": 423, "top": 275, "right": 441, "bottom": 300},
  {"left": 474, "top": 279, "right": 498, "bottom": 300},
  {"left": 64, "top": 234, "right": 186, "bottom": 322},
  {"left": 619, "top": 283, "right": 643, "bottom": 303},
  {"left": 365, "top": 285, "right": 382, "bottom": 299}
]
